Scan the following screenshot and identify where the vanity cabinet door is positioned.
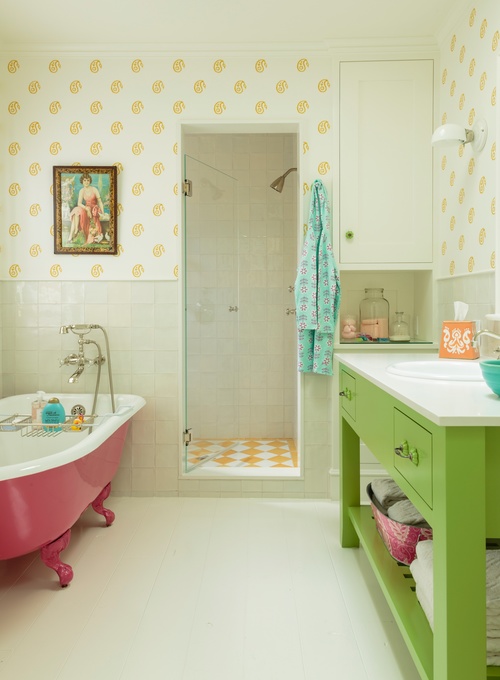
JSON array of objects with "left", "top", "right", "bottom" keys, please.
[
  {"left": 339, "top": 59, "right": 433, "bottom": 264},
  {"left": 393, "top": 408, "right": 433, "bottom": 509},
  {"left": 340, "top": 370, "right": 356, "bottom": 421}
]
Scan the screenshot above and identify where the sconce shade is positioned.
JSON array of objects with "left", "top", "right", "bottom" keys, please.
[{"left": 431, "top": 119, "right": 487, "bottom": 152}]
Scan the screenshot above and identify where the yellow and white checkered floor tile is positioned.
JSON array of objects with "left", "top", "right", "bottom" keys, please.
[{"left": 187, "top": 438, "right": 298, "bottom": 468}]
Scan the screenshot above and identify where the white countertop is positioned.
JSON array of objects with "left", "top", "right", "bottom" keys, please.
[{"left": 335, "top": 351, "right": 500, "bottom": 426}]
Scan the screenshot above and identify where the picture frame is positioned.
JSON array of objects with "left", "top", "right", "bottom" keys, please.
[{"left": 53, "top": 165, "right": 118, "bottom": 254}]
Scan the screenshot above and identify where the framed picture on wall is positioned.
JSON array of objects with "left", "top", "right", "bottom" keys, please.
[{"left": 53, "top": 165, "right": 118, "bottom": 254}]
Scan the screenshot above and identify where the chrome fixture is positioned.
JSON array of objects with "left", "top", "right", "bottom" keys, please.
[
  {"left": 431, "top": 119, "right": 488, "bottom": 152},
  {"left": 270, "top": 167, "right": 297, "bottom": 193},
  {"left": 472, "top": 329, "right": 500, "bottom": 356},
  {"left": 59, "top": 324, "right": 115, "bottom": 412}
]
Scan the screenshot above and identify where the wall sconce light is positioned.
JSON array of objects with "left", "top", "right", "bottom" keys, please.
[{"left": 431, "top": 119, "right": 488, "bottom": 152}]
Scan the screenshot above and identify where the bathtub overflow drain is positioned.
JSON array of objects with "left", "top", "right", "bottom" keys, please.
[{"left": 71, "top": 404, "right": 86, "bottom": 416}]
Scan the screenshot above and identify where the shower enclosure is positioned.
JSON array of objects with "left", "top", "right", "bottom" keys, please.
[{"left": 182, "top": 132, "right": 299, "bottom": 475}]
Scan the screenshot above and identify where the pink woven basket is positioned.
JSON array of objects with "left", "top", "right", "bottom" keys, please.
[{"left": 367, "top": 484, "right": 432, "bottom": 566}]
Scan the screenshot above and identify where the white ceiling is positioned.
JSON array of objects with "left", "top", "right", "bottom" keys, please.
[{"left": 0, "top": 0, "right": 468, "bottom": 49}]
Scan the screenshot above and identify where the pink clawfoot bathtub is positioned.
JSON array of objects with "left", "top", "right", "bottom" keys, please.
[{"left": 0, "top": 393, "right": 145, "bottom": 586}]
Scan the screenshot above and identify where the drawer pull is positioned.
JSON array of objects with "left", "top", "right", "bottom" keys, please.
[
  {"left": 395, "top": 440, "right": 419, "bottom": 466},
  {"left": 339, "top": 389, "right": 352, "bottom": 401}
]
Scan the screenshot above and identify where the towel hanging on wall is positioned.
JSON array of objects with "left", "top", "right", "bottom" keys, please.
[{"left": 294, "top": 179, "right": 341, "bottom": 376}]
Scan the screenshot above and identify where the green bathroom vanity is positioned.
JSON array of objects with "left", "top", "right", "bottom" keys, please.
[{"left": 336, "top": 352, "right": 500, "bottom": 680}]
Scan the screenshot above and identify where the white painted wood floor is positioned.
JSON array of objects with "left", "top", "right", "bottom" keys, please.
[{"left": 0, "top": 498, "right": 421, "bottom": 680}]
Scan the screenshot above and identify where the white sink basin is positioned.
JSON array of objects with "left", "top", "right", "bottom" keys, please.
[{"left": 387, "top": 360, "right": 483, "bottom": 381}]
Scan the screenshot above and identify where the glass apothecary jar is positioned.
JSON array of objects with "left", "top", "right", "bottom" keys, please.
[
  {"left": 359, "top": 288, "right": 389, "bottom": 341},
  {"left": 390, "top": 311, "right": 411, "bottom": 342}
]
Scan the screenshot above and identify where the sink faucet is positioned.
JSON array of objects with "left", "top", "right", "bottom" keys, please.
[{"left": 472, "top": 329, "right": 500, "bottom": 357}]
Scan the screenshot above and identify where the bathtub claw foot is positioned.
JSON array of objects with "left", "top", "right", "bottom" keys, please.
[
  {"left": 91, "top": 482, "right": 115, "bottom": 526},
  {"left": 40, "top": 529, "right": 74, "bottom": 587}
]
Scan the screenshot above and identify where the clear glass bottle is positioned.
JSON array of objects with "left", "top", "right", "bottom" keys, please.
[
  {"left": 390, "top": 311, "right": 411, "bottom": 342},
  {"left": 359, "top": 288, "right": 389, "bottom": 341}
]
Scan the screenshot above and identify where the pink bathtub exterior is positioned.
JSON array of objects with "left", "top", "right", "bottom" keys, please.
[{"left": 0, "top": 423, "right": 129, "bottom": 560}]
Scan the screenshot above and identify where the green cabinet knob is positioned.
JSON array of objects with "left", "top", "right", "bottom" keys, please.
[{"left": 345, "top": 230, "right": 354, "bottom": 240}]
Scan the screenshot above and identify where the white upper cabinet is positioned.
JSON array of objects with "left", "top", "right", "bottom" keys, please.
[{"left": 339, "top": 60, "right": 434, "bottom": 266}]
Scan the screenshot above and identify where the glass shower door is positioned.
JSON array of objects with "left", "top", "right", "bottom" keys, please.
[{"left": 183, "top": 155, "right": 239, "bottom": 472}]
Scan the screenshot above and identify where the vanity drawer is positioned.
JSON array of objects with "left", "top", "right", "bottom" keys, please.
[
  {"left": 340, "top": 370, "right": 356, "bottom": 421},
  {"left": 393, "top": 408, "right": 433, "bottom": 509}
]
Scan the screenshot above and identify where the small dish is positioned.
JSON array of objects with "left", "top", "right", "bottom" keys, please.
[{"left": 479, "top": 359, "right": 500, "bottom": 396}]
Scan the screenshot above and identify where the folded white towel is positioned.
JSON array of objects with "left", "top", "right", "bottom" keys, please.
[
  {"left": 388, "top": 499, "right": 428, "bottom": 526},
  {"left": 371, "top": 477, "right": 406, "bottom": 509},
  {"left": 415, "top": 583, "right": 434, "bottom": 629}
]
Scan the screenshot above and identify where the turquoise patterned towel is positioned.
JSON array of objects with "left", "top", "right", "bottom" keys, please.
[{"left": 294, "top": 179, "right": 341, "bottom": 375}]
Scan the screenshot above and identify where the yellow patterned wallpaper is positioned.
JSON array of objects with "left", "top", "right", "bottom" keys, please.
[
  {"left": 437, "top": 0, "right": 499, "bottom": 277},
  {"left": 1, "top": 54, "right": 333, "bottom": 281}
]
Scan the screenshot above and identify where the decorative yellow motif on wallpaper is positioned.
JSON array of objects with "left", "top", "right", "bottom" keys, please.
[
  {"left": 459, "top": 93, "right": 465, "bottom": 110},
  {"left": 91, "top": 264, "right": 104, "bottom": 278},
  {"left": 173, "top": 224, "right": 179, "bottom": 236},
  {"left": 480, "top": 72, "right": 487, "bottom": 90},
  {"left": 479, "top": 176, "right": 486, "bottom": 193},
  {"left": 153, "top": 203, "right": 165, "bottom": 216},
  {"left": 69, "top": 80, "right": 82, "bottom": 94},
  {"left": 492, "top": 142, "right": 496, "bottom": 160},
  {"left": 132, "top": 101, "right": 144, "bottom": 113},
  {"left": 8, "top": 101, "right": 20, "bottom": 114},
  {"left": 173, "top": 183, "right": 178, "bottom": 195},
  {"left": 9, "top": 183, "right": 21, "bottom": 196},
  {"left": 173, "top": 143, "right": 178, "bottom": 154},
  {"left": 110, "top": 80, "right": 123, "bottom": 93},
  {"left": 469, "top": 8, "right": 476, "bottom": 26},
  {"left": 468, "top": 207, "right": 475, "bottom": 223},
  {"left": 318, "top": 79, "right": 330, "bottom": 92},
  {"left": 194, "top": 80, "right": 206, "bottom": 93},
  {"left": 297, "top": 100, "right": 309, "bottom": 114},
  {"left": 442, "top": 242, "right": 447, "bottom": 255},
  {"left": 173, "top": 59, "right": 185, "bottom": 72},
  {"left": 255, "top": 101, "right": 267, "bottom": 114},
  {"left": 318, "top": 120, "right": 330, "bottom": 134},
  {"left": 459, "top": 188, "right": 465, "bottom": 204},
  {"left": 479, "top": 228, "right": 486, "bottom": 245},
  {"left": 9, "top": 265, "right": 21, "bottom": 278},
  {"left": 441, "top": 198, "right": 447, "bottom": 212},
  {"left": 90, "top": 142, "right": 102, "bottom": 155},
  {"left": 480, "top": 19, "right": 487, "bottom": 39},
  {"left": 468, "top": 108, "right": 475, "bottom": 125},
  {"left": 297, "top": 59, "right": 309, "bottom": 72},
  {"left": 8, "top": 60, "right": 20, "bottom": 73},
  {"left": 152, "top": 245, "right": 165, "bottom": 257},
  {"left": 468, "top": 158, "right": 475, "bottom": 174},
  {"left": 90, "top": 59, "right": 102, "bottom": 73},
  {"left": 459, "top": 46, "right": 466, "bottom": 63},
  {"left": 442, "top": 112, "right": 447, "bottom": 124},
  {"left": 132, "top": 264, "right": 144, "bottom": 277},
  {"left": 9, "top": 224, "right": 21, "bottom": 236},
  {"left": 152, "top": 80, "right": 164, "bottom": 93},
  {"left": 29, "top": 122, "right": 41, "bottom": 134},
  {"left": 276, "top": 80, "right": 288, "bottom": 93},
  {"left": 303, "top": 142, "right": 309, "bottom": 154},
  {"left": 458, "top": 235, "right": 465, "bottom": 250},
  {"left": 131, "top": 59, "right": 143, "bottom": 73},
  {"left": 29, "top": 204, "right": 41, "bottom": 216},
  {"left": 132, "top": 224, "right": 144, "bottom": 236},
  {"left": 132, "top": 183, "right": 144, "bottom": 195},
  {"left": 117, "top": 203, "right": 123, "bottom": 216},
  {"left": 450, "top": 216, "right": 456, "bottom": 231},
  {"left": 468, "top": 256, "right": 475, "bottom": 272},
  {"left": 28, "top": 81, "right": 41, "bottom": 94},
  {"left": 114, "top": 162, "right": 123, "bottom": 173},
  {"left": 303, "top": 183, "right": 309, "bottom": 195},
  {"left": 49, "top": 142, "right": 62, "bottom": 155},
  {"left": 214, "top": 101, "right": 227, "bottom": 114},
  {"left": 441, "top": 155, "right": 447, "bottom": 170},
  {"left": 70, "top": 121, "right": 82, "bottom": 135},
  {"left": 469, "top": 58, "right": 476, "bottom": 76},
  {"left": 450, "top": 260, "right": 456, "bottom": 275},
  {"left": 213, "top": 59, "right": 226, "bottom": 73},
  {"left": 442, "top": 69, "right": 448, "bottom": 84},
  {"left": 111, "top": 121, "right": 123, "bottom": 134},
  {"left": 173, "top": 101, "right": 185, "bottom": 114},
  {"left": 255, "top": 59, "right": 267, "bottom": 73},
  {"left": 318, "top": 162, "right": 330, "bottom": 175},
  {"left": 152, "top": 121, "right": 164, "bottom": 134},
  {"left": 450, "top": 80, "right": 456, "bottom": 96},
  {"left": 132, "top": 142, "right": 144, "bottom": 155},
  {"left": 234, "top": 81, "right": 246, "bottom": 94},
  {"left": 152, "top": 163, "right": 164, "bottom": 175},
  {"left": 491, "top": 253, "right": 496, "bottom": 268},
  {"left": 90, "top": 101, "right": 102, "bottom": 114},
  {"left": 8, "top": 142, "right": 20, "bottom": 155},
  {"left": 49, "top": 101, "right": 61, "bottom": 114},
  {"left": 450, "top": 170, "right": 456, "bottom": 185},
  {"left": 492, "top": 198, "right": 496, "bottom": 214},
  {"left": 451, "top": 35, "right": 457, "bottom": 51},
  {"left": 115, "top": 244, "right": 124, "bottom": 256},
  {"left": 30, "top": 245, "right": 42, "bottom": 257},
  {"left": 493, "top": 31, "right": 499, "bottom": 51},
  {"left": 48, "top": 59, "right": 61, "bottom": 73}
]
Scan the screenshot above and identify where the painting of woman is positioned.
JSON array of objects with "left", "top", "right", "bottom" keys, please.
[{"left": 68, "top": 172, "right": 105, "bottom": 244}]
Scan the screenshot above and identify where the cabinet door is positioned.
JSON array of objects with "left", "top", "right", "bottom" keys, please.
[{"left": 339, "top": 60, "right": 433, "bottom": 264}]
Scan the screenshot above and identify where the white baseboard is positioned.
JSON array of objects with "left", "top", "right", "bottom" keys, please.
[{"left": 328, "top": 467, "right": 389, "bottom": 501}]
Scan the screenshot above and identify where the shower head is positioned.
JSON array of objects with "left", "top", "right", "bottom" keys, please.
[{"left": 270, "top": 167, "right": 297, "bottom": 193}]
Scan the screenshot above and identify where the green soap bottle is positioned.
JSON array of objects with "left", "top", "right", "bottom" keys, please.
[{"left": 42, "top": 397, "right": 65, "bottom": 432}]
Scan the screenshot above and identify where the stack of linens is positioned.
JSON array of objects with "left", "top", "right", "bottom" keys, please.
[
  {"left": 410, "top": 540, "right": 500, "bottom": 665},
  {"left": 371, "top": 478, "right": 429, "bottom": 527}
]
